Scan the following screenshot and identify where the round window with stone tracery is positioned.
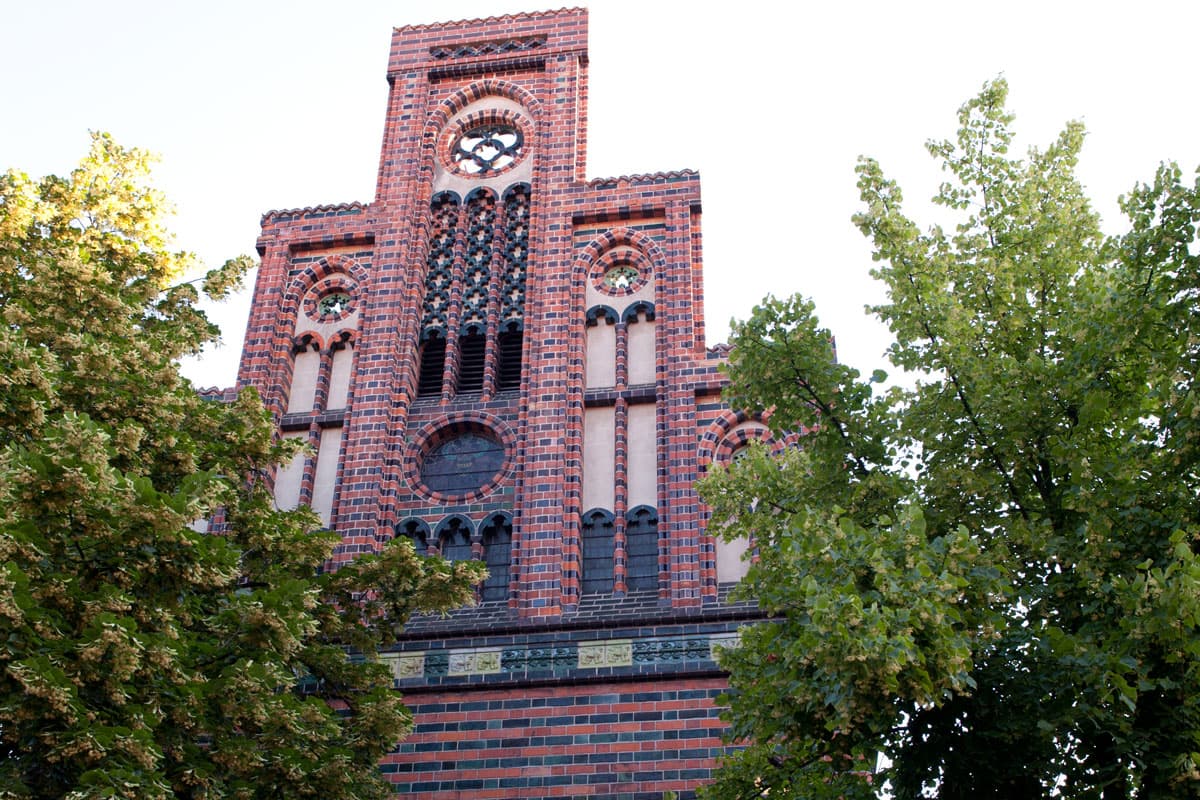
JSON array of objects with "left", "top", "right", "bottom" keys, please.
[
  {"left": 302, "top": 279, "right": 358, "bottom": 323},
  {"left": 317, "top": 292, "right": 352, "bottom": 319},
  {"left": 601, "top": 264, "right": 640, "bottom": 291},
  {"left": 419, "top": 429, "right": 508, "bottom": 497},
  {"left": 591, "top": 258, "right": 648, "bottom": 297},
  {"left": 451, "top": 123, "right": 525, "bottom": 176}
]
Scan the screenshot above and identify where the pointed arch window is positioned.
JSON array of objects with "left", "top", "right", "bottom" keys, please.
[
  {"left": 417, "top": 335, "right": 446, "bottom": 397},
  {"left": 496, "top": 322, "right": 523, "bottom": 391}
]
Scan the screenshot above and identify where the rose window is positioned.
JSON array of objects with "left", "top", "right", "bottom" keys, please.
[
  {"left": 317, "top": 292, "right": 352, "bottom": 319},
  {"left": 601, "top": 265, "right": 640, "bottom": 291},
  {"left": 451, "top": 124, "right": 524, "bottom": 176},
  {"left": 420, "top": 431, "right": 507, "bottom": 495}
]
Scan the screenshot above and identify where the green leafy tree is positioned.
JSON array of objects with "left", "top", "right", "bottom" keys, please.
[
  {"left": 700, "top": 80, "right": 1200, "bottom": 799},
  {"left": 0, "top": 134, "right": 485, "bottom": 799}
]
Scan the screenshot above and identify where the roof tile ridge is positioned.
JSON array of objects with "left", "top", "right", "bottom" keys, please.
[
  {"left": 394, "top": 7, "right": 585, "bottom": 34},
  {"left": 261, "top": 200, "right": 369, "bottom": 225},
  {"left": 586, "top": 169, "right": 699, "bottom": 187}
]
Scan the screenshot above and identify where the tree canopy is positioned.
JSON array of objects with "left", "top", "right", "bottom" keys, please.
[
  {"left": 700, "top": 79, "right": 1200, "bottom": 799},
  {"left": 0, "top": 134, "right": 484, "bottom": 799}
]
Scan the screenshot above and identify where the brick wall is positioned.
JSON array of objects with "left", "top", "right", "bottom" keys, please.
[
  {"left": 385, "top": 678, "right": 729, "bottom": 799},
  {"left": 236, "top": 9, "right": 762, "bottom": 796}
]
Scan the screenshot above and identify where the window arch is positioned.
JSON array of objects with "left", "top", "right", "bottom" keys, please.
[
  {"left": 416, "top": 185, "right": 530, "bottom": 399},
  {"left": 624, "top": 301, "right": 657, "bottom": 387},
  {"left": 417, "top": 333, "right": 447, "bottom": 397},
  {"left": 495, "top": 184, "right": 529, "bottom": 393},
  {"left": 580, "top": 508, "right": 615, "bottom": 595},
  {"left": 398, "top": 518, "right": 431, "bottom": 552},
  {"left": 625, "top": 505, "right": 659, "bottom": 592},
  {"left": 479, "top": 512, "right": 513, "bottom": 602},
  {"left": 417, "top": 191, "right": 458, "bottom": 398},
  {"left": 286, "top": 336, "right": 321, "bottom": 414},
  {"left": 435, "top": 515, "right": 474, "bottom": 562}
]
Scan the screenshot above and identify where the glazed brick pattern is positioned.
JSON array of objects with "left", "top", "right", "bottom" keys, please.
[
  {"left": 232, "top": 9, "right": 763, "bottom": 796},
  {"left": 239, "top": 8, "right": 734, "bottom": 604},
  {"left": 384, "top": 610, "right": 749, "bottom": 689},
  {"left": 382, "top": 679, "right": 729, "bottom": 799}
]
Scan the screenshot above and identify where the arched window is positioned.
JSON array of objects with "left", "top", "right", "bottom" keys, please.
[
  {"left": 584, "top": 305, "right": 618, "bottom": 389},
  {"left": 417, "top": 334, "right": 446, "bottom": 397},
  {"left": 418, "top": 192, "right": 457, "bottom": 397},
  {"left": 436, "top": 515, "right": 473, "bottom": 562},
  {"left": 398, "top": 518, "right": 431, "bottom": 552},
  {"left": 287, "top": 338, "right": 321, "bottom": 413},
  {"left": 624, "top": 302, "right": 656, "bottom": 387},
  {"left": 456, "top": 330, "right": 486, "bottom": 392},
  {"left": 479, "top": 512, "right": 512, "bottom": 602},
  {"left": 580, "top": 508, "right": 615, "bottom": 595},
  {"left": 625, "top": 505, "right": 659, "bottom": 592},
  {"left": 495, "top": 322, "right": 523, "bottom": 391},
  {"left": 498, "top": 184, "right": 529, "bottom": 389},
  {"left": 327, "top": 339, "right": 355, "bottom": 409},
  {"left": 414, "top": 183, "right": 530, "bottom": 399}
]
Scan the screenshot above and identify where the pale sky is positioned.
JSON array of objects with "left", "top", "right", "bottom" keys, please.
[{"left": 3, "top": 1, "right": 1198, "bottom": 389}]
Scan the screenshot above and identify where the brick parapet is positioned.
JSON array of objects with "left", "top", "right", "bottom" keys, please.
[{"left": 387, "top": 8, "right": 588, "bottom": 76}]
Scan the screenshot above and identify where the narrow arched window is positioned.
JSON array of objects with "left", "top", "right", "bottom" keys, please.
[
  {"left": 287, "top": 339, "right": 321, "bottom": 413},
  {"left": 456, "top": 331, "right": 486, "bottom": 392},
  {"left": 496, "top": 323, "right": 523, "bottom": 391},
  {"left": 581, "top": 508, "right": 615, "bottom": 595},
  {"left": 418, "top": 192, "right": 458, "bottom": 397},
  {"left": 417, "top": 334, "right": 446, "bottom": 397},
  {"left": 436, "top": 516, "right": 473, "bottom": 562},
  {"left": 327, "top": 340, "right": 354, "bottom": 409},
  {"left": 480, "top": 512, "right": 512, "bottom": 602},
  {"left": 398, "top": 518, "right": 431, "bottom": 553},
  {"left": 625, "top": 505, "right": 659, "bottom": 592},
  {"left": 624, "top": 302, "right": 656, "bottom": 387}
]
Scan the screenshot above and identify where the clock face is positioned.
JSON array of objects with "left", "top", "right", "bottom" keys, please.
[{"left": 451, "top": 123, "right": 525, "bottom": 176}]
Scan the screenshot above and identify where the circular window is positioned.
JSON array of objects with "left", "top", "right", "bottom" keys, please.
[
  {"left": 591, "top": 257, "right": 648, "bottom": 296},
  {"left": 451, "top": 124, "right": 525, "bottom": 176},
  {"left": 317, "top": 292, "right": 352, "bottom": 319},
  {"left": 601, "top": 264, "right": 640, "bottom": 291},
  {"left": 421, "top": 431, "right": 507, "bottom": 496}
]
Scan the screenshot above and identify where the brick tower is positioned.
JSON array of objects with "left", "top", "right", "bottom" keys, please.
[{"left": 237, "top": 9, "right": 767, "bottom": 797}]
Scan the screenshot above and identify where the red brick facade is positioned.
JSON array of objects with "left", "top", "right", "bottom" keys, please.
[{"left": 236, "top": 9, "right": 764, "bottom": 797}]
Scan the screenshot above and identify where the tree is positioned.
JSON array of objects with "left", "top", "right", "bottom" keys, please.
[
  {"left": 700, "top": 80, "right": 1200, "bottom": 799},
  {"left": 0, "top": 134, "right": 485, "bottom": 799}
]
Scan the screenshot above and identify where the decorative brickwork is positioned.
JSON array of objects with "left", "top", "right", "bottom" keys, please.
[
  {"left": 385, "top": 680, "right": 731, "bottom": 799},
  {"left": 235, "top": 8, "right": 762, "bottom": 797}
]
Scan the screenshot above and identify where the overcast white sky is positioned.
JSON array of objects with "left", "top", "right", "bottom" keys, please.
[{"left": 3, "top": 1, "right": 1198, "bottom": 388}]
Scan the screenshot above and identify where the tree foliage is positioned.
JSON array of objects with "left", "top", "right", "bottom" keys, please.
[
  {"left": 0, "top": 134, "right": 485, "bottom": 799},
  {"left": 701, "top": 80, "right": 1200, "bottom": 799}
]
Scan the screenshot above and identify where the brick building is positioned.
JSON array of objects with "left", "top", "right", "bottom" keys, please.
[{"left": 236, "top": 8, "right": 767, "bottom": 797}]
